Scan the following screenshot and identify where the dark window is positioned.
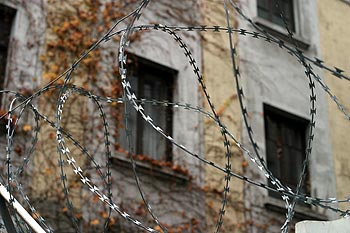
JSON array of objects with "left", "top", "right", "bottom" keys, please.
[
  {"left": 119, "top": 57, "right": 175, "bottom": 161},
  {"left": 0, "top": 5, "right": 15, "bottom": 135},
  {"left": 0, "top": 4, "right": 16, "bottom": 108},
  {"left": 257, "top": 0, "right": 295, "bottom": 32},
  {"left": 264, "top": 104, "right": 310, "bottom": 198}
]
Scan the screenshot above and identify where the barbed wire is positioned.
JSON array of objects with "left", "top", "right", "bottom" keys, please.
[{"left": 0, "top": 0, "right": 349, "bottom": 232}]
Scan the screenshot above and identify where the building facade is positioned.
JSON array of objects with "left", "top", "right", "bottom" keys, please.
[
  {"left": 0, "top": 0, "right": 206, "bottom": 232},
  {"left": 202, "top": 0, "right": 349, "bottom": 232},
  {"left": 238, "top": 0, "right": 338, "bottom": 231},
  {"left": 0, "top": 0, "right": 349, "bottom": 232}
]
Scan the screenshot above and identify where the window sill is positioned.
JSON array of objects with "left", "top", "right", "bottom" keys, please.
[
  {"left": 264, "top": 197, "right": 328, "bottom": 221},
  {"left": 253, "top": 17, "right": 310, "bottom": 50},
  {"left": 110, "top": 155, "right": 190, "bottom": 184}
]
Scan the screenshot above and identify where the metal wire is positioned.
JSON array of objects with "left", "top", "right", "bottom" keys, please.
[{"left": 0, "top": 0, "right": 349, "bottom": 232}]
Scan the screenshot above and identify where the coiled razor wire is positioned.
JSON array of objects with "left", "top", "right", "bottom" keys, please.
[{"left": 0, "top": 0, "right": 349, "bottom": 232}]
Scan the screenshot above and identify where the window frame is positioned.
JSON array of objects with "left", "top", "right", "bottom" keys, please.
[
  {"left": 254, "top": 0, "right": 310, "bottom": 50},
  {"left": 263, "top": 104, "right": 310, "bottom": 199},
  {"left": 121, "top": 55, "right": 177, "bottom": 161},
  {"left": 257, "top": 0, "right": 295, "bottom": 32}
]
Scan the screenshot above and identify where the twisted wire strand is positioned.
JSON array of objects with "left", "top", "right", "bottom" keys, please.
[
  {"left": 0, "top": 0, "right": 349, "bottom": 232},
  {"left": 0, "top": 82, "right": 348, "bottom": 232}
]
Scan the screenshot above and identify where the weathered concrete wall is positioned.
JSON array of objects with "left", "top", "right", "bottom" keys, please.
[
  {"left": 296, "top": 218, "right": 350, "bottom": 233},
  {"left": 317, "top": 0, "right": 350, "bottom": 211},
  {"left": 0, "top": 0, "right": 47, "bottom": 199},
  {"left": 0, "top": 0, "right": 207, "bottom": 231},
  {"left": 109, "top": 160, "right": 205, "bottom": 232},
  {"left": 201, "top": 1, "right": 246, "bottom": 232},
  {"left": 237, "top": 0, "right": 337, "bottom": 231},
  {"left": 0, "top": 0, "right": 45, "bottom": 95},
  {"left": 31, "top": 0, "right": 89, "bottom": 208}
]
